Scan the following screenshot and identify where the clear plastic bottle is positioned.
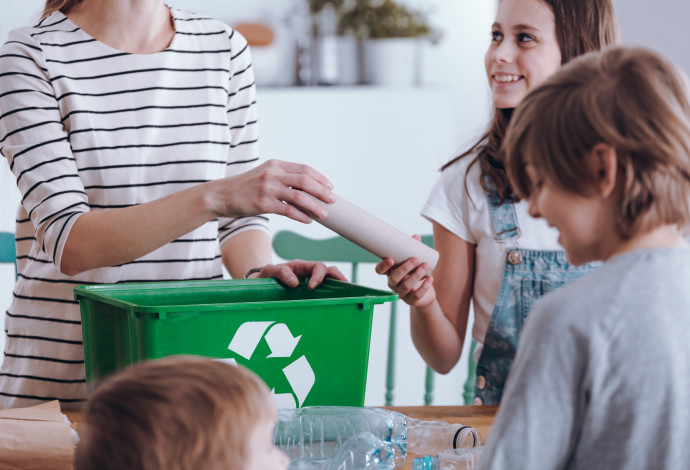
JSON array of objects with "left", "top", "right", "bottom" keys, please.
[
  {"left": 406, "top": 418, "right": 481, "bottom": 455},
  {"left": 274, "top": 406, "right": 482, "bottom": 468},
  {"left": 288, "top": 432, "right": 397, "bottom": 470},
  {"left": 274, "top": 407, "right": 407, "bottom": 467},
  {"left": 411, "top": 447, "right": 484, "bottom": 470}
]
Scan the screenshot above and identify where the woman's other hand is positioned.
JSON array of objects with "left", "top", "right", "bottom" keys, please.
[{"left": 248, "top": 260, "right": 347, "bottom": 289}]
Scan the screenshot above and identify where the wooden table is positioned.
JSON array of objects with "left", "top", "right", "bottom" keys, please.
[{"left": 65, "top": 405, "right": 497, "bottom": 469}]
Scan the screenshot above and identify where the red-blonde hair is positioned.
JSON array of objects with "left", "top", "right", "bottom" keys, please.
[{"left": 74, "top": 356, "right": 274, "bottom": 470}]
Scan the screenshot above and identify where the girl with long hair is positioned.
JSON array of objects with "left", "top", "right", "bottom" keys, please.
[{"left": 377, "top": 0, "right": 620, "bottom": 405}]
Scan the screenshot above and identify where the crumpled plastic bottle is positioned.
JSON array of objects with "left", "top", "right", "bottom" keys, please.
[
  {"left": 275, "top": 407, "right": 407, "bottom": 467},
  {"left": 288, "top": 432, "right": 397, "bottom": 470},
  {"left": 274, "top": 406, "right": 482, "bottom": 468}
]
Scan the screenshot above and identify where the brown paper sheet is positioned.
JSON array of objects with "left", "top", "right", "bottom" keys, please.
[{"left": 0, "top": 401, "right": 75, "bottom": 470}]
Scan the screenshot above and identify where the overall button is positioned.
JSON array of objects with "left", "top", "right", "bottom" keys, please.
[
  {"left": 508, "top": 250, "right": 522, "bottom": 265},
  {"left": 473, "top": 397, "right": 484, "bottom": 405},
  {"left": 477, "top": 375, "right": 487, "bottom": 390}
]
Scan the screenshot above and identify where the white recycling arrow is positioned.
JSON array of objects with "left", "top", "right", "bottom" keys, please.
[
  {"left": 271, "top": 389, "right": 298, "bottom": 409},
  {"left": 226, "top": 322, "right": 316, "bottom": 408},
  {"left": 227, "top": 321, "right": 274, "bottom": 360},
  {"left": 283, "top": 355, "right": 315, "bottom": 408},
  {"left": 265, "top": 323, "right": 301, "bottom": 358}
]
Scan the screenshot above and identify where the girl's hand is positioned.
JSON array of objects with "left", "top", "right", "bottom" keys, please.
[
  {"left": 376, "top": 255, "right": 436, "bottom": 307},
  {"left": 248, "top": 260, "right": 347, "bottom": 289},
  {"left": 212, "top": 159, "right": 336, "bottom": 224}
]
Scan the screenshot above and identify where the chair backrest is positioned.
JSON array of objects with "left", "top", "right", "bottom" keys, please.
[
  {"left": 272, "top": 230, "right": 436, "bottom": 406},
  {"left": 272, "top": 231, "right": 379, "bottom": 283},
  {"left": 0, "top": 232, "right": 17, "bottom": 279}
]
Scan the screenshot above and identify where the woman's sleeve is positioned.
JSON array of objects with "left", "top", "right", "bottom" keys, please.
[
  {"left": 217, "top": 27, "right": 269, "bottom": 246},
  {"left": 0, "top": 29, "right": 89, "bottom": 268}
]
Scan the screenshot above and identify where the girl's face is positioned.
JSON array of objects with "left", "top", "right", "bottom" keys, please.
[
  {"left": 243, "top": 412, "right": 289, "bottom": 470},
  {"left": 485, "top": 0, "right": 562, "bottom": 109}
]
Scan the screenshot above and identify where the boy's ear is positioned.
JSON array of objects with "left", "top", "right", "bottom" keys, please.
[{"left": 587, "top": 143, "right": 618, "bottom": 199}]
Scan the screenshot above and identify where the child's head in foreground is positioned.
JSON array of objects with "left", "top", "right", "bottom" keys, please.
[
  {"left": 505, "top": 46, "right": 690, "bottom": 265},
  {"left": 74, "top": 356, "right": 289, "bottom": 470}
]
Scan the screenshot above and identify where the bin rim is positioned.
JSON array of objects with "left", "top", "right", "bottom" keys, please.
[{"left": 73, "top": 278, "right": 398, "bottom": 314}]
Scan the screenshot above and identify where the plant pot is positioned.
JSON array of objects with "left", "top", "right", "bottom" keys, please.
[
  {"left": 335, "top": 35, "right": 363, "bottom": 85},
  {"left": 363, "top": 37, "right": 421, "bottom": 86},
  {"left": 315, "top": 34, "right": 363, "bottom": 86}
]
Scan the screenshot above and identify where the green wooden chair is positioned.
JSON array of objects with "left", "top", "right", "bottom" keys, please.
[
  {"left": 463, "top": 340, "right": 478, "bottom": 405},
  {"left": 272, "top": 230, "right": 437, "bottom": 406},
  {"left": 0, "top": 232, "right": 17, "bottom": 280}
]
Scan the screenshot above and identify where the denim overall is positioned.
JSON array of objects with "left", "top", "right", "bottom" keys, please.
[{"left": 473, "top": 192, "right": 599, "bottom": 405}]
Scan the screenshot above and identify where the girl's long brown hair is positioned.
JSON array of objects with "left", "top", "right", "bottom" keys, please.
[
  {"left": 443, "top": 0, "right": 620, "bottom": 202},
  {"left": 42, "top": 0, "right": 81, "bottom": 19}
]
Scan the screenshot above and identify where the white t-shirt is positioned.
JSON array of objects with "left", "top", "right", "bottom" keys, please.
[{"left": 421, "top": 154, "right": 562, "bottom": 347}]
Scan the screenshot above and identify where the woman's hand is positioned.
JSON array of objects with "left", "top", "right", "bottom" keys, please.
[
  {"left": 211, "top": 159, "right": 336, "bottom": 223},
  {"left": 248, "top": 260, "right": 347, "bottom": 289},
  {"left": 375, "top": 235, "right": 436, "bottom": 307},
  {"left": 61, "top": 160, "right": 335, "bottom": 275}
]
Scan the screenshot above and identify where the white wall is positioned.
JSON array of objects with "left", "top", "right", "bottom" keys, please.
[
  {"left": 2, "top": 0, "right": 689, "bottom": 406},
  {"left": 612, "top": 0, "right": 690, "bottom": 76}
]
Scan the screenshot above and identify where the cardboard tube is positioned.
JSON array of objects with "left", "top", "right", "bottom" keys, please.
[{"left": 305, "top": 193, "right": 439, "bottom": 270}]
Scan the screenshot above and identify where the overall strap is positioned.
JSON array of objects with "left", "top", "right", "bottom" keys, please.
[
  {"left": 484, "top": 178, "right": 522, "bottom": 265},
  {"left": 485, "top": 184, "right": 520, "bottom": 242}
]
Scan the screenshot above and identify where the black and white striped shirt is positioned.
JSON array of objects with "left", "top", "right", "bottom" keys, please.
[{"left": 0, "top": 8, "right": 267, "bottom": 409}]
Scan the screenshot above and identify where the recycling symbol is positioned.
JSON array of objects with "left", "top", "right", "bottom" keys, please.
[{"left": 224, "top": 322, "right": 315, "bottom": 409}]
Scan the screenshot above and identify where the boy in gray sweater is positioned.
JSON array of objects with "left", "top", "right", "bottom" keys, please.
[{"left": 480, "top": 46, "right": 690, "bottom": 470}]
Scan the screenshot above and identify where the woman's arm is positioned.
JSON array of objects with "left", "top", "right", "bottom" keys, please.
[
  {"left": 221, "top": 229, "right": 347, "bottom": 288},
  {"left": 60, "top": 160, "right": 334, "bottom": 276},
  {"left": 376, "top": 222, "right": 475, "bottom": 373},
  {"left": 221, "top": 229, "right": 273, "bottom": 280}
]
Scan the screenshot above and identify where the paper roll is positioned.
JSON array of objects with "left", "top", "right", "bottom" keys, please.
[{"left": 306, "top": 193, "right": 439, "bottom": 270}]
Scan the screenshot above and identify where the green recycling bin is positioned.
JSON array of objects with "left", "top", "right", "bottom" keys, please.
[{"left": 74, "top": 278, "right": 397, "bottom": 408}]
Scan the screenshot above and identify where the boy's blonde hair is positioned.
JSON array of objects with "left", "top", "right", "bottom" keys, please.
[
  {"left": 74, "top": 356, "right": 274, "bottom": 470},
  {"left": 505, "top": 46, "right": 690, "bottom": 239}
]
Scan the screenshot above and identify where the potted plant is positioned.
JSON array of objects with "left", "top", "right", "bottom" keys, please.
[{"left": 338, "top": 0, "right": 439, "bottom": 85}]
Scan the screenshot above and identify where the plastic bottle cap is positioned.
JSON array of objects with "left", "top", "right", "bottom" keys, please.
[{"left": 453, "top": 425, "right": 478, "bottom": 449}]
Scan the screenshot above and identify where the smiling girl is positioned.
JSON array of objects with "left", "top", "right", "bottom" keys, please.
[{"left": 376, "top": 0, "right": 619, "bottom": 405}]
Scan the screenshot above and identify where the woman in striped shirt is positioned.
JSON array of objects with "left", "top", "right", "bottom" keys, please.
[{"left": 0, "top": 0, "right": 344, "bottom": 409}]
